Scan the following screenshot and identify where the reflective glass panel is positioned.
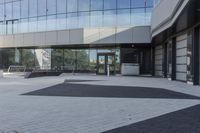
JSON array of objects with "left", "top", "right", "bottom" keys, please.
[
  {"left": 47, "top": 0, "right": 56, "bottom": 15},
  {"left": 67, "top": 0, "right": 77, "bottom": 13},
  {"left": 51, "top": 49, "right": 64, "bottom": 70},
  {"left": 47, "top": 15, "right": 56, "bottom": 31},
  {"left": 37, "top": 16, "right": 46, "bottom": 32},
  {"left": 21, "top": 49, "right": 35, "bottom": 70},
  {"left": 77, "top": 49, "right": 89, "bottom": 71},
  {"left": 90, "top": 11, "right": 103, "bottom": 27},
  {"left": 78, "top": 12, "right": 90, "bottom": 28},
  {"left": 57, "top": 0, "right": 66, "bottom": 14},
  {"left": 0, "top": 4, "right": 4, "bottom": 21},
  {"left": 21, "top": 0, "right": 28, "bottom": 18},
  {"left": 104, "top": 0, "right": 116, "bottom": 10},
  {"left": 131, "top": 0, "right": 144, "bottom": 8},
  {"left": 104, "top": 10, "right": 116, "bottom": 27},
  {"left": 117, "top": 9, "right": 130, "bottom": 26},
  {"left": 91, "top": 0, "right": 103, "bottom": 10},
  {"left": 29, "top": 17, "right": 37, "bottom": 32},
  {"left": 78, "top": 0, "right": 90, "bottom": 11},
  {"left": 13, "top": 1, "right": 20, "bottom": 19},
  {"left": 117, "top": 0, "right": 130, "bottom": 9},
  {"left": 5, "top": 2, "right": 12, "bottom": 20},
  {"left": 67, "top": 13, "right": 78, "bottom": 29},
  {"left": 29, "top": 0, "right": 37, "bottom": 17},
  {"left": 57, "top": 14, "right": 67, "bottom": 30},
  {"left": 38, "top": 0, "right": 47, "bottom": 16},
  {"left": 64, "top": 49, "right": 76, "bottom": 71}
]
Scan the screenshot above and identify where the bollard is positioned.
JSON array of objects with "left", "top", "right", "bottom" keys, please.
[{"left": 107, "top": 65, "right": 110, "bottom": 77}]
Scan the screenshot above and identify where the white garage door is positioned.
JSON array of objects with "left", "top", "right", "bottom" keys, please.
[
  {"left": 155, "top": 45, "right": 163, "bottom": 76},
  {"left": 176, "top": 34, "right": 187, "bottom": 81}
]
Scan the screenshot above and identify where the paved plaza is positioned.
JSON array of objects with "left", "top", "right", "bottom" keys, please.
[{"left": 0, "top": 74, "right": 200, "bottom": 133}]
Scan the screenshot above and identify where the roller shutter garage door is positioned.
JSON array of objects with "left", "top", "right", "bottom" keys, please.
[
  {"left": 176, "top": 34, "right": 187, "bottom": 81},
  {"left": 155, "top": 45, "right": 163, "bottom": 76}
]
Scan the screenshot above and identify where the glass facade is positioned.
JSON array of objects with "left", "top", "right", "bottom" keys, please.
[
  {"left": 0, "top": 47, "right": 120, "bottom": 73},
  {"left": 0, "top": 0, "right": 153, "bottom": 35}
]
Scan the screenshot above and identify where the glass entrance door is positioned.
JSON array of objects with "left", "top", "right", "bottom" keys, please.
[{"left": 97, "top": 53, "right": 115, "bottom": 75}]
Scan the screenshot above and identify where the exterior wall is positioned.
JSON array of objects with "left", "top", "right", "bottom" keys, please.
[
  {"left": 176, "top": 34, "right": 187, "bottom": 81},
  {"left": 151, "top": 0, "right": 190, "bottom": 37},
  {"left": 154, "top": 45, "right": 163, "bottom": 76},
  {"left": 0, "top": 26, "right": 151, "bottom": 48}
]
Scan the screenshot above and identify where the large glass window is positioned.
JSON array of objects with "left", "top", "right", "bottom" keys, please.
[
  {"left": 90, "top": 11, "right": 103, "bottom": 27},
  {"left": 5, "top": 2, "right": 12, "bottom": 20},
  {"left": 78, "top": 0, "right": 90, "bottom": 11},
  {"left": 38, "top": 0, "right": 47, "bottom": 16},
  {"left": 78, "top": 12, "right": 90, "bottom": 28},
  {"left": 51, "top": 49, "right": 64, "bottom": 70},
  {"left": 0, "top": 21, "right": 4, "bottom": 34},
  {"left": 64, "top": 49, "right": 76, "bottom": 71},
  {"left": 29, "top": 0, "right": 37, "bottom": 17},
  {"left": 29, "top": 17, "right": 37, "bottom": 32},
  {"left": 91, "top": 0, "right": 103, "bottom": 11},
  {"left": 131, "top": 0, "right": 145, "bottom": 8},
  {"left": 0, "top": 49, "right": 16, "bottom": 69},
  {"left": 20, "top": 19, "right": 28, "bottom": 33},
  {"left": 57, "top": 0, "right": 66, "bottom": 14},
  {"left": 67, "top": 13, "right": 78, "bottom": 29},
  {"left": 6, "top": 20, "right": 13, "bottom": 34},
  {"left": 131, "top": 8, "right": 145, "bottom": 26},
  {"left": 21, "top": 0, "right": 28, "bottom": 18},
  {"left": 104, "top": 0, "right": 117, "bottom": 10},
  {"left": 35, "top": 49, "right": 51, "bottom": 70},
  {"left": 47, "top": 15, "right": 56, "bottom": 31},
  {"left": 21, "top": 49, "right": 35, "bottom": 70},
  {"left": 67, "top": 0, "right": 77, "bottom": 13},
  {"left": 13, "top": 20, "right": 19, "bottom": 34},
  {"left": 57, "top": 14, "right": 66, "bottom": 30},
  {"left": 117, "top": 0, "right": 130, "bottom": 9},
  {"left": 0, "top": 4, "right": 4, "bottom": 21},
  {"left": 47, "top": 0, "right": 56, "bottom": 15},
  {"left": 13, "top": 1, "right": 20, "bottom": 19},
  {"left": 104, "top": 10, "right": 116, "bottom": 27},
  {"left": 77, "top": 50, "right": 89, "bottom": 71},
  {"left": 89, "top": 49, "right": 97, "bottom": 72},
  {"left": 146, "top": 0, "right": 153, "bottom": 7},
  {"left": 117, "top": 9, "right": 130, "bottom": 26},
  {"left": 37, "top": 16, "right": 46, "bottom": 32}
]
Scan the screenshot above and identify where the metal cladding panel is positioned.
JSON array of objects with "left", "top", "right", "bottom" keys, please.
[
  {"left": 4, "top": 35, "right": 14, "bottom": 47},
  {"left": 152, "top": 0, "right": 190, "bottom": 37},
  {"left": 176, "top": 34, "right": 187, "bottom": 81},
  {"left": 70, "top": 29, "right": 84, "bottom": 44},
  {"left": 23, "top": 33, "right": 35, "bottom": 46},
  {"left": 57, "top": 30, "right": 70, "bottom": 45},
  {"left": 116, "top": 27, "right": 133, "bottom": 43},
  {"left": 155, "top": 45, "right": 163, "bottom": 77},
  {"left": 14, "top": 34, "right": 24, "bottom": 47},
  {"left": 35, "top": 32, "right": 46, "bottom": 46},
  {"left": 45, "top": 31, "right": 57, "bottom": 45},
  {"left": 132, "top": 26, "right": 151, "bottom": 43},
  {"left": 99, "top": 28, "right": 116, "bottom": 44},
  {"left": 0, "top": 26, "right": 151, "bottom": 48}
]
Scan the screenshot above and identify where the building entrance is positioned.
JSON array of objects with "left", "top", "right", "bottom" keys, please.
[{"left": 97, "top": 53, "right": 116, "bottom": 75}]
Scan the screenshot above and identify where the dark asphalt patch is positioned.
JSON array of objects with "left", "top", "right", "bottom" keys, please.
[
  {"left": 103, "top": 104, "right": 200, "bottom": 133},
  {"left": 22, "top": 83, "right": 200, "bottom": 99}
]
